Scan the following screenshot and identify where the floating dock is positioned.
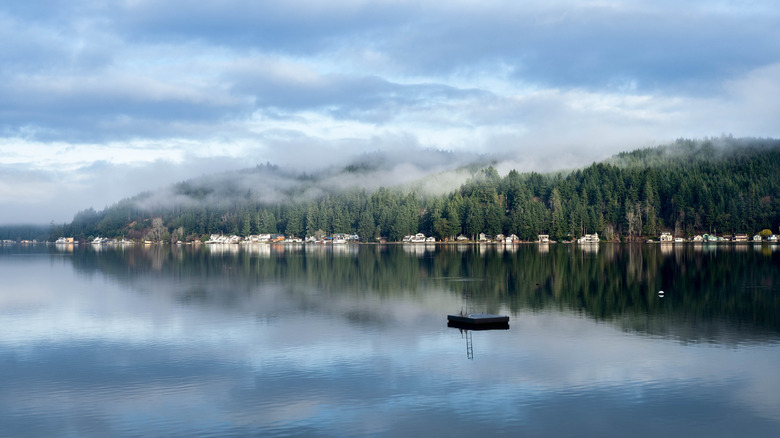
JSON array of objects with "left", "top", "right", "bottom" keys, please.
[{"left": 447, "top": 313, "right": 509, "bottom": 330}]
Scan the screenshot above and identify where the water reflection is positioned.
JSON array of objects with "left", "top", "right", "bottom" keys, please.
[
  {"left": 32, "top": 243, "right": 780, "bottom": 344},
  {"left": 1, "top": 244, "right": 779, "bottom": 436}
]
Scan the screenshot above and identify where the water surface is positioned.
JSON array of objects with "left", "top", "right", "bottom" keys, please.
[{"left": 1, "top": 243, "right": 778, "bottom": 437}]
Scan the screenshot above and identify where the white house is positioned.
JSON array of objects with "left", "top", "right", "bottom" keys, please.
[
  {"left": 409, "top": 233, "right": 426, "bottom": 243},
  {"left": 578, "top": 233, "right": 599, "bottom": 244}
]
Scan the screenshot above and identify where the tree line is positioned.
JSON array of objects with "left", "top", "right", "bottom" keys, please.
[{"left": 47, "top": 137, "right": 780, "bottom": 242}]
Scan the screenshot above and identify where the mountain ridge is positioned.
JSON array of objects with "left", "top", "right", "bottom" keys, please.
[{"left": 11, "top": 137, "right": 780, "bottom": 242}]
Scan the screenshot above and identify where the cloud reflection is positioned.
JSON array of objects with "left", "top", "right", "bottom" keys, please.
[{"left": 0, "top": 246, "right": 778, "bottom": 435}]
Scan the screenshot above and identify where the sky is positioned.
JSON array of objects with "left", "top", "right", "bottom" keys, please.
[{"left": 1, "top": 0, "right": 779, "bottom": 224}]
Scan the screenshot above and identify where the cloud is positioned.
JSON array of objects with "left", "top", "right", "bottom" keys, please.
[{"left": 2, "top": 0, "right": 780, "bottom": 223}]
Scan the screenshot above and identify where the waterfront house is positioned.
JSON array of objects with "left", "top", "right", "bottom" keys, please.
[
  {"left": 410, "top": 233, "right": 426, "bottom": 243},
  {"left": 660, "top": 232, "right": 673, "bottom": 242},
  {"left": 538, "top": 234, "right": 549, "bottom": 243},
  {"left": 578, "top": 233, "right": 599, "bottom": 244}
]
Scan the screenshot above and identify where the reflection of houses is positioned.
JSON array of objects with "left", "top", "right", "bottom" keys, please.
[
  {"left": 577, "top": 233, "right": 599, "bottom": 244},
  {"left": 660, "top": 232, "right": 673, "bottom": 242},
  {"left": 537, "top": 234, "right": 549, "bottom": 243}
]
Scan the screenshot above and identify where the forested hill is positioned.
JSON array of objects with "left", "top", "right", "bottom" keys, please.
[{"left": 50, "top": 137, "right": 780, "bottom": 242}]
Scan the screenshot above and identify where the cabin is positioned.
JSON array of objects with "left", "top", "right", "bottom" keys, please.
[
  {"left": 734, "top": 234, "right": 748, "bottom": 242},
  {"left": 660, "top": 232, "right": 673, "bottom": 242},
  {"left": 506, "top": 234, "right": 520, "bottom": 244},
  {"left": 753, "top": 235, "right": 762, "bottom": 242},
  {"left": 456, "top": 235, "right": 469, "bottom": 241},
  {"left": 767, "top": 235, "right": 778, "bottom": 242},
  {"left": 692, "top": 235, "right": 703, "bottom": 242},
  {"left": 538, "top": 234, "right": 549, "bottom": 243},
  {"left": 425, "top": 236, "right": 436, "bottom": 242},
  {"left": 478, "top": 233, "right": 488, "bottom": 242}
]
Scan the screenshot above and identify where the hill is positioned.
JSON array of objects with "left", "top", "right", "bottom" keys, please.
[{"left": 47, "top": 137, "right": 780, "bottom": 242}]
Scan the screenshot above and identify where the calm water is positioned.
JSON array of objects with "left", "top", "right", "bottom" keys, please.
[{"left": 1, "top": 243, "right": 779, "bottom": 437}]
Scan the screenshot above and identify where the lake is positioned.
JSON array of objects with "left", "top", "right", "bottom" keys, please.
[{"left": 1, "top": 242, "right": 779, "bottom": 437}]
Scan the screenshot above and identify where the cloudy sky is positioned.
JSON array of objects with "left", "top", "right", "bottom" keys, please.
[{"left": 2, "top": 0, "right": 779, "bottom": 224}]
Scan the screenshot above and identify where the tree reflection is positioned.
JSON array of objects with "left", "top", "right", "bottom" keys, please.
[{"left": 53, "top": 242, "right": 780, "bottom": 342}]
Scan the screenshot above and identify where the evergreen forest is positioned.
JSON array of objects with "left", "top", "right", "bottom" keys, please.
[{"left": 35, "top": 137, "right": 780, "bottom": 242}]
